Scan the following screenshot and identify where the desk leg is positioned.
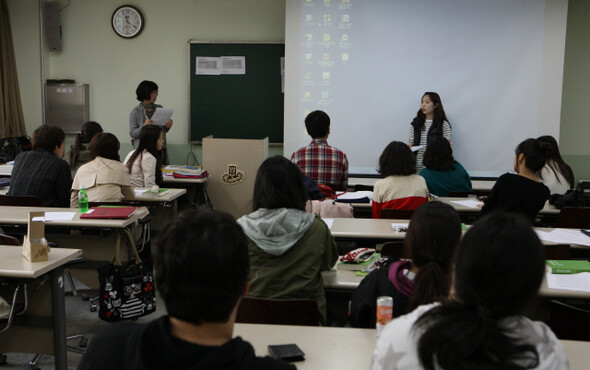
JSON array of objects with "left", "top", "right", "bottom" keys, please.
[{"left": 51, "top": 268, "right": 67, "bottom": 370}]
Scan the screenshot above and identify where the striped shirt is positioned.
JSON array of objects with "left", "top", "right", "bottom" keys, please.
[
  {"left": 291, "top": 139, "right": 349, "bottom": 191},
  {"left": 408, "top": 119, "right": 452, "bottom": 170}
]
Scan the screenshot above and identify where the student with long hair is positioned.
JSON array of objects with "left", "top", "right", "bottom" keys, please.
[
  {"left": 481, "top": 138, "right": 550, "bottom": 218},
  {"left": 129, "top": 80, "right": 173, "bottom": 164},
  {"left": 372, "top": 141, "right": 429, "bottom": 218},
  {"left": 408, "top": 92, "right": 452, "bottom": 169},
  {"left": 349, "top": 202, "right": 461, "bottom": 328},
  {"left": 237, "top": 156, "right": 338, "bottom": 325},
  {"left": 537, "top": 135, "right": 575, "bottom": 195},
  {"left": 66, "top": 121, "right": 103, "bottom": 177},
  {"left": 419, "top": 136, "right": 471, "bottom": 196},
  {"left": 124, "top": 125, "right": 163, "bottom": 188},
  {"left": 371, "top": 212, "right": 568, "bottom": 370},
  {"left": 71, "top": 133, "right": 134, "bottom": 207}
]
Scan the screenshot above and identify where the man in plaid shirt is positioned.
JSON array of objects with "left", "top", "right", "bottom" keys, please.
[{"left": 291, "top": 110, "right": 349, "bottom": 191}]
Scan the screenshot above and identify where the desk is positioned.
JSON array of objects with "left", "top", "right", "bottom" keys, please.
[
  {"left": 328, "top": 218, "right": 406, "bottom": 243},
  {"left": 134, "top": 187, "right": 187, "bottom": 214},
  {"left": 162, "top": 175, "right": 210, "bottom": 207},
  {"left": 0, "top": 246, "right": 82, "bottom": 370},
  {"left": 233, "top": 323, "right": 590, "bottom": 370},
  {"left": 348, "top": 178, "right": 495, "bottom": 193},
  {"left": 0, "top": 206, "right": 150, "bottom": 288}
]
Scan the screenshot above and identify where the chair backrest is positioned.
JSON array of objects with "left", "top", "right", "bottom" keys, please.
[
  {"left": 556, "top": 207, "right": 590, "bottom": 229},
  {"left": 544, "top": 244, "right": 571, "bottom": 260},
  {"left": 0, "top": 194, "right": 42, "bottom": 206},
  {"left": 379, "top": 208, "right": 414, "bottom": 220},
  {"left": 546, "top": 300, "right": 590, "bottom": 341},
  {"left": 354, "top": 184, "right": 374, "bottom": 192},
  {"left": 0, "top": 233, "right": 20, "bottom": 246},
  {"left": 380, "top": 241, "right": 406, "bottom": 259},
  {"left": 236, "top": 297, "right": 320, "bottom": 326}
]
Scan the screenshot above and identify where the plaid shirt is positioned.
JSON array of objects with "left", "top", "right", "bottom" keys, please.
[{"left": 291, "top": 139, "right": 349, "bottom": 191}]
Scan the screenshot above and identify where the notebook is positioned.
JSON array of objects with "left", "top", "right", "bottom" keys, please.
[{"left": 80, "top": 207, "right": 138, "bottom": 219}]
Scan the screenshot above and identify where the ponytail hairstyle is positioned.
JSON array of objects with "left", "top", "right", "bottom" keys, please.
[
  {"left": 69, "top": 121, "right": 103, "bottom": 170},
  {"left": 405, "top": 201, "right": 461, "bottom": 311},
  {"left": 515, "top": 138, "right": 547, "bottom": 172},
  {"left": 126, "top": 125, "right": 163, "bottom": 185},
  {"left": 413, "top": 92, "right": 450, "bottom": 131},
  {"left": 414, "top": 212, "right": 546, "bottom": 370},
  {"left": 536, "top": 135, "right": 574, "bottom": 189}
]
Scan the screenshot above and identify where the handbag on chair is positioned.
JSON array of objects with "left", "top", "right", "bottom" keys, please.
[{"left": 97, "top": 229, "right": 156, "bottom": 322}]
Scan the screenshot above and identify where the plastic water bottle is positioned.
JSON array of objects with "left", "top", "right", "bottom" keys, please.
[{"left": 78, "top": 186, "right": 88, "bottom": 213}]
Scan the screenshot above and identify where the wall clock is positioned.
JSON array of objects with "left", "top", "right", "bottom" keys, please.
[{"left": 111, "top": 5, "right": 144, "bottom": 39}]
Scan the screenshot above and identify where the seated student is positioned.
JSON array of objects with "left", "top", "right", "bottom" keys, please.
[
  {"left": 70, "top": 133, "right": 134, "bottom": 207},
  {"left": 371, "top": 212, "right": 568, "bottom": 370},
  {"left": 8, "top": 124, "right": 71, "bottom": 207},
  {"left": 481, "top": 138, "right": 550, "bottom": 219},
  {"left": 78, "top": 208, "right": 295, "bottom": 370},
  {"left": 419, "top": 136, "right": 472, "bottom": 196},
  {"left": 66, "top": 121, "right": 103, "bottom": 178},
  {"left": 291, "top": 110, "right": 349, "bottom": 192},
  {"left": 537, "top": 135, "right": 575, "bottom": 195},
  {"left": 372, "top": 141, "right": 429, "bottom": 218},
  {"left": 237, "top": 156, "right": 338, "bottom": 325},
  {"left": 123, "top": 125, "right": 163, "bottom": 188},
  {"left": 349, "top": 202, "right": 461, "bottom": 328}
]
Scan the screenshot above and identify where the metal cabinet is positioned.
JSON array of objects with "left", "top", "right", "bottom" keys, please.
[{"left": 44, "top": 84, "right": 89, "bottom": 133}]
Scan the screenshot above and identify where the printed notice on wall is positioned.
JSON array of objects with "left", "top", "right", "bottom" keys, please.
[{"left": 196, "top": 56, "right": 245, "bottom": 75}]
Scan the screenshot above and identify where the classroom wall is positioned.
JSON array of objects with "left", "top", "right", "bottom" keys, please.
[{"left": 7, "top": 0, "right": 589, "bottom": 180}]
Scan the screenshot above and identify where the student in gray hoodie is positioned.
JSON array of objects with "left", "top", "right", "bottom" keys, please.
[{"left": 237, "top": 156, "right": 338, "bottom": 325}]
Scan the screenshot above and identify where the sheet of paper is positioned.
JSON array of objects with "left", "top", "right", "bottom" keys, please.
[
  {"left": 546, "top": 271, "right": 590, "bottom": 292},
  {"left": 336, "top": 191, "right": 373, "bottom": 201},
  {"left": 150, "top": 108, "right": 174, "bottom": 126},
  {"left": 221, "top": 56, "right": 246, "bottom": 75},
  {"left": 451, "top": 199, "right": 484, "bottom": 208},
  {"left": 410, "top": 145, "right": 424, "bottom": 152},
  {"left": 536, "top": 228, "right": 590, "bottom": 246},
  {"left": 322, "top": 218, "right": 334, "bottom": 229},
  {"left": 32, "top": 212, "right": 76, "bottom": 222},
  {"left": 196, "top": 57, "right": 221, "bottom": 75}
]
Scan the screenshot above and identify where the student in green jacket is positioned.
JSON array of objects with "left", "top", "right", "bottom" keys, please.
[{"left": 237, "top": 156, "right": 338, "bottom": 325}]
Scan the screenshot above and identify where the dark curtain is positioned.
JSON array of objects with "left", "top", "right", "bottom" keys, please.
[{"left": 0, "top": 0, "right": 27, "bottom": 138}]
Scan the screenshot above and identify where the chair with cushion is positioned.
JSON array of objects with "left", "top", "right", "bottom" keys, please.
[
  {"left": 236, "top": 297, "right": 320, "bottom": 326},
  {"left": 544, "top": 244, "right": 571, "bottom": 260},
  {"left": 379, "top": 208, "right": 414, "bottom": 220},
  {"left": 555, "top": 207, "right": 590, "bottom": 229},
  {"left": 380, "top": 241, "right": 406, "bottom": 259},
  {"left": 546, "top": 300, "right": 590, "bottom": 341}
]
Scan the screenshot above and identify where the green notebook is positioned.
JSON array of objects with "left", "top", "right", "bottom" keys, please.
[{"left": 546, "top": 260, "right": 590, "bottom": 274}]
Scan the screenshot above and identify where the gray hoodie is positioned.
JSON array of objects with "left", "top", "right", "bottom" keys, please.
[{"left": 237, "top": 208, "right": 316, "bottom": 256}]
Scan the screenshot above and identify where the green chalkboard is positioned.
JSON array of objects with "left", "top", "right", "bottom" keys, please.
[{"left": 189, "top": 42, "right": 284, "bottom": 143}]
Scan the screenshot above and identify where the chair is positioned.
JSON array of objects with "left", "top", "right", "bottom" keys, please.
[
  {"left": 379, "top": 208, "right": 414, "bottom": 220},
  {"left": 354, "top": 184, "right": 374, "bottom": 192},
  {"left": 544, "top": 244, "right": 571, "bottom": 260},
  {"left": 546, "top": 300, "right": 590, "bottom": 341},
  {"left": 0, "top": 233, "right": 20, "bottom": 246},
  {"left": 0, "top": 195, "right": 42, "bottom": 207},
  {"left": 236, "top": 297, "right": 320, "bottom": 326},
  {"left": 380, "top": 241, "right": 406, "bottom": 259},
  {"left": 556, "top": 207, "right": 590, "bottom": 229}
]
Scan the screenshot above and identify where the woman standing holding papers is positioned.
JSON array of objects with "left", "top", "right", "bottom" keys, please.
[
  {"left": 129, "top": 80, "right": 173, "bottom": 164},
  {"left": 408, "top": 92, "right": 452, "bottom": 170}
]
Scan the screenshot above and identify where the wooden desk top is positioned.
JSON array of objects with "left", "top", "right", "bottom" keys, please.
[
  {"left": 0, "top": 245, "right": 82, "bottom": 278},
  {"left": 134, "top": 188, "right": 186, "bottom": 202},
  {"left": 233, "top": 323, "right": 590, "bottom": 370},
  {"left": 328, "top": 218, "right": 407, "bottom": 240},
  {"left": 0, "top": 206, "right": 149, "bottom": 228},
  {"left": 438, "top": 197, "right": 560, "bottom": 215},
  {"left": 348, "top": 178, "right": 495, "bottom": 192}
]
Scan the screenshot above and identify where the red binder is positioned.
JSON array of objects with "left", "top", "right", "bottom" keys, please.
[{"left": 80, "top": 207, "right": 138, "bottom": 219}]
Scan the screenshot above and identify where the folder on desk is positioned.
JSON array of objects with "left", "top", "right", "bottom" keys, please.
[{"left": 80, "top": 207, "right": 137, "bottom": 219}]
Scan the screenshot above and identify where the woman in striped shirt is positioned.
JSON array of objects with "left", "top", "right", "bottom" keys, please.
[{"left": 408, "top": 92, "right": 452, "bottom": 170}]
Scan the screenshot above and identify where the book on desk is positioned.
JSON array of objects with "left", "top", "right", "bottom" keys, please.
[
  {"left": 80, "top": 206, "right": 138, "bottom": 219},
  {"left": 546, "top": 260, "right": 590, "bottom": 274}
]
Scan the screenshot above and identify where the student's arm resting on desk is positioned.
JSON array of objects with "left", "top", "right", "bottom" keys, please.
[
  {"left": 141, "top": 153, "right": 157, "bottom": 188},
  {"left": 339, "top": 154, "right": 349, "bottom": 191},
  {"left": 121, "top": 185, "right": 135, "bottom": 200}
]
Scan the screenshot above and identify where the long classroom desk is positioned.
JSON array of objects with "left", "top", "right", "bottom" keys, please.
[
  {"left": 161, "top": 175, "right": 210, "bottom": 207},
  {"left": 233, "top": 323, "right": 590, "bottom": 370},
  {"left": 348, "top": 177, "right": 496, "bottom": 193},
  {"left": 0, "top": 206, "right": 150, "bottom": 289},
  {"left": 0, "top": 245, "right": 82, "bottom": 370}
]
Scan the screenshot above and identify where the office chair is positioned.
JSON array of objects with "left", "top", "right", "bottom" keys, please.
[
  {"left": 0, "top": 194, "right": 42, "bottom": 206},
  {"left": 546, "top": 300, "right": 590, "bottom": 341},
  {"left": 380, "top": 241, "right": 406, "bottom": 259},
  {"left": 379, "top": 208, "right": 415, "bottom": 220},
  {"left": 555, "top": 207, "right": 590, "bottom": 229}
]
